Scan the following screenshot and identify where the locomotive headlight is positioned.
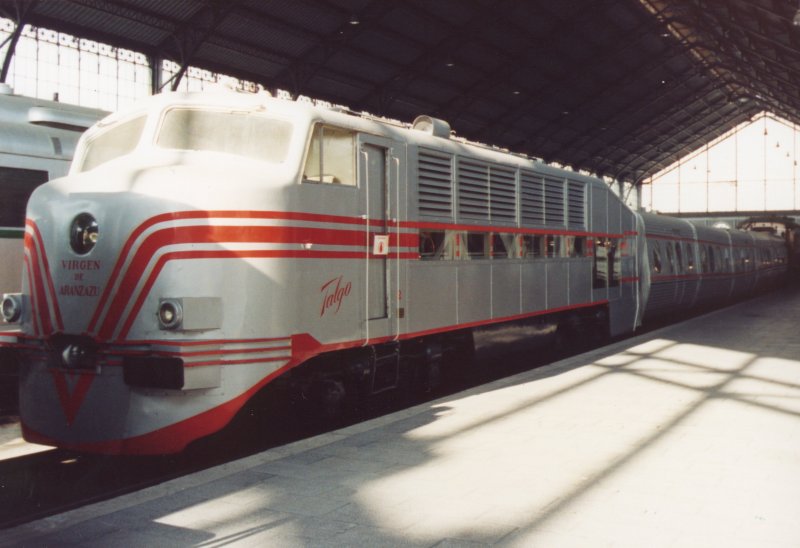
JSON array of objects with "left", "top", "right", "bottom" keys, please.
[
  {"left": 158, "top": 299, "right": 183, "bottom": 330},
  {"left": 70, "top": 213, "right": 99, "bottom": 255},
  {"left": 1, "top": 293, "right": 22, "bottom": 323}
]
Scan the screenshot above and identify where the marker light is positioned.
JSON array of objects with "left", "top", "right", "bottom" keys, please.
[
  {"left": 158, "top": 299, "right": 183, "bottom": 330},
  {"left": 1, "top": 293, "right": 22, "bottom": 323}
]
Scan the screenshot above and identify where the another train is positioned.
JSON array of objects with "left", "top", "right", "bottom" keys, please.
[
  {"left": 0, "top": 85, "right": 106, "bottom": 299},
  {"left": 0, "top": 90, "right": 787, "bottom": 454},
  {"left": 0, "top": 86, "right": 105, "bottom": 411}
]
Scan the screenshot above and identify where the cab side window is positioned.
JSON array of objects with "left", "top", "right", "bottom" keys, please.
[{"left": 303, "top": 124, "right": 356, "bottom": 185}]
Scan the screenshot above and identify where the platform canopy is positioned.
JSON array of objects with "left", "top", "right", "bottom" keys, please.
[{"left": 3, "top": 0, "right": 799, "bottom": 185}]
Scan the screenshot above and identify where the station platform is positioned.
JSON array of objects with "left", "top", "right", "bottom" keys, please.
[{"left": 5, "top": 288, "right": 800, "bottom": 547}]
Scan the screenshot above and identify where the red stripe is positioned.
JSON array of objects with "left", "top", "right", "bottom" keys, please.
[
  {"left": 28, "top": 222, "right": 64, "bottom": 331},
  {"left": 113, "top": 345, "right": 292, "bottom": 359},
  {"left": 107, "top": 335, "right": 290, "bottom": 347},
  {"left": 22, "top": 255, "right": 41, "bottom": 336},
  {"left": 21, "top": 346, "right": 300, "bottom": 455},
  {"left": 651, "top": 269, "right": 778, "bottom": 282},
  {"left": 21, "top": 298, "right": 613, "bottom": 455},
  {"left": 647, "top": 233, "right": 781, "bottom": 249},
  {"left": 179, "top": 357, "right": 291, "bottom": 367},
  {"left": 87, "top": 210, "right": 408, "bottom": 333},
  {"left": 98, "top": 224, "right": 416, "bottom": 340},
  {"left": 407, "top": 220, "right": 630, "bottom": 239},
  {"left": 49, "top": 369, "right": 94, "bottom": 426},
  {"left": 24, "top": 229, "right": 53, "bottom": 335},
  {"left": 113, "top": 247, "right": 416, "bottom": 339}
]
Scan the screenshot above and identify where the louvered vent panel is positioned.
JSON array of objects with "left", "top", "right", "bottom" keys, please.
[
  {"left": 457, "top": 158, "right": 489, "bottom": 221},
  {"left": 567, "top": 179, "right": 586, "bottom": 228},
  {"left": 418, "top": 148, "right": 453, "bottom": 218},
  {"left": 489, "top": 165, "right": 516, "bottom": 222},
  {"left": 544, "top": 176, "right": 565, "bottom": 226},
  {"left": 520, "top": 170, "right": 544, "bottom": 225}
]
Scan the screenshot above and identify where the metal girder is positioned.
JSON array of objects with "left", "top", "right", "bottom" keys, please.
[
  {"left": 0, "top": 0, "right": 37, "bottom": 83},
  {"left": 3, "top": 0, "right": 800, "bottom": 184}
]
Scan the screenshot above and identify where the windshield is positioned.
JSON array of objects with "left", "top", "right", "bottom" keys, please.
[
  {"left": 78, "top": 115, "right": 146, "bottom": 172},
  {"left": 156, "top": 108, "right": 293, "bottom": 163}
]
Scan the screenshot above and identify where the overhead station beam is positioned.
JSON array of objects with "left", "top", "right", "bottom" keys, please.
[{"left": 0, "top": 0, "right": 37, "bottom": 84}]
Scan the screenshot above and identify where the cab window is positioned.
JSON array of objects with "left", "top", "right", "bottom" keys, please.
[
  {"left": 157, "top": 108, "right": 292, "bottom": 164},
  {"left": 79, "top": 115, "right": 146, "bottom": 172},
  {"left": 303, "top": 124, "right": 356, "bottom": 185}
]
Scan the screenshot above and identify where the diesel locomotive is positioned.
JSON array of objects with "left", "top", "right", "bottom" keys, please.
[{"left": 0, "top": 89, "right": 787, "bottom": 454}]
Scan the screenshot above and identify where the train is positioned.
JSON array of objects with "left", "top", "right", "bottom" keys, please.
[
  {"left": 0, "top": 85, "right": 106, "bottom": 299},
  {"left": 0, "top": 86, "right": 106, "bottom": 411},
  {"left": 0, "top": 89, "right": 788, "bottom": 454}
]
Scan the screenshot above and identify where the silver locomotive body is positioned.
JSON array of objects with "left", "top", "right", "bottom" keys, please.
[{"left": 1, "top": 90, "right": 785, "bottom": 454}]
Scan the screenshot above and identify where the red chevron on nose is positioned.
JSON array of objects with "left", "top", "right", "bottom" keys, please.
[{"left": 49, "top": 370, "right": 94, "bottom": 426}]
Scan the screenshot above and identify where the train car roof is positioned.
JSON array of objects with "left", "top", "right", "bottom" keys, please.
[{"left": 89, "top": 89, "right": 617, "bottom": 193}]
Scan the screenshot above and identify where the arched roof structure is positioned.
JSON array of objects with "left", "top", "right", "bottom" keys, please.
[{"left": 3, "top": 0, "right": 798, "bottom": 185}]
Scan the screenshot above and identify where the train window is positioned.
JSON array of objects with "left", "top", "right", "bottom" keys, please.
[
  {"left": 521, "top": 234, "right": 543, "bottom": 258},
  {"left": 700, "top": 245, "right": 709, "bottom": 272},
  {"left": 491, "top": 233, "right": 516, "bottom": 259},
  {"left": 80, "top": 115, "right": 146, "bottom": 172},
  {"left": 651, "top": 242, "right": 662, "bottom": 274},
  {"left": 609, "top": 239, "right": 620, "bottom": 287},
  {"left": 491, "top": 233, "right": 507, "bottom": 259},
  {"left": 545, "top": 235, "right": 561, "bottom": 258},
  {"left": 665, "top": 242, "right": 675, "bottom": 273},
  {"left": 564, "top": 236, "right": 573, "bottom": 257},
  {"left": 532, "top": 235, "right": 543, "bottom": 257},
  {"left": 708, "top": 246, "right": 716, "bottom": 273},
  {"left": 419, "top": 231, "right": 446, "bottom": 260},
  {"left": 593, "top": 238, "right": 618, "bottom": 288},
  {"left": 573, "top": 236, "right": 585, "bottom": 257},
  {"left": 686, "top": 243, "right": 695, "bottom": 272},
  {"left": 467, "top": 233, "right": 488, "bottom": 258},
  {"left": 674, "top": 242, "right": 684, "bottom": 273},
  {"left": 593, "top": 239, "right": 607, "bottom": 288},
  {"left": 0, "top": 167, "right": 49, "bottom": 228},
  {"left": 158, "top": 108, "right": 293, "bottom": 165},
  {"left": 303, "top": 124, "right": 355, "bottom": 185}
]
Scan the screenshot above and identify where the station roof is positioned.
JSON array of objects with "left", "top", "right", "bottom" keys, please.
[{"left": 7, "top": 0, "right": 800, "bottom": 184}]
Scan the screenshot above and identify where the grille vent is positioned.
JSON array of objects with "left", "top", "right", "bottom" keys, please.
[
  {"left": 457, "top": 157, "right": 489, "bottom": 220},
  {"left": 544, "top": 176, "right": 565, "bottom": 226},
  {"left": 520, "top": 170, "right": 544, "bottom": 225},
  {"left": 520, "top": 170, "right": 545, "bottom": 225},
  {"left": 567, "top": 179, "right": 586, "bottom": 228},
  {"left": 489, "top": 164, "right": 516, "bottom": 222},
  {"left": 418, "top": 148, "right": 453, "bottom": 218}
]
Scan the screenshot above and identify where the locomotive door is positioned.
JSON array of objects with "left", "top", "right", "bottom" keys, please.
[{"left": 359, "top": 136, "right": 402, "bottom": 343}]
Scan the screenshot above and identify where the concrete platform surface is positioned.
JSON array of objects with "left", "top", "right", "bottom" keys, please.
[{"left": 5, "top": 288, "right": 800, "bottom": 547}]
